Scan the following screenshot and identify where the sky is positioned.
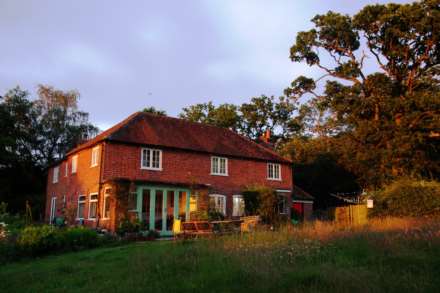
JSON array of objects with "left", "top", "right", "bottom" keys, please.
[{"left": 0, "top": 0, "right": 410, "bottom": 130}]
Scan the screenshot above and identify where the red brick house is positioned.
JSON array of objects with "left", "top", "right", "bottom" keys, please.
[{"left": 45, "top": 112, "right": 301, "bottom": 235}]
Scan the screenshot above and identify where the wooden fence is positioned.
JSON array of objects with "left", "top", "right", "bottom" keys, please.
[{"left": 329, "top": 204, "right": 368, "bottom": 225}]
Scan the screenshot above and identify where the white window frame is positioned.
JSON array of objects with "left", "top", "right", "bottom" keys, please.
[
  {"left": 76, "top": 195, "right": 86, "bottom": 220},
  {"left": 49, "top": 196, "right": 57, "bottom": 223},
  {"left": 209, "top": 194, "right": 226, "bottom": 215},
  {"left": 88, "top": 193, "right": 98, "bottom": 220},
  {"left": 232, "top": 194, "right": 245, "bottom": 217},
  {"left": 141, "top": 148, "right": 162, "bottom": 170},
  {"left": 52, "top": 166, "right": 59, "bottom": 183},
  {"left": 90, "top": 146, "right": 100, "bottom": 167},
  {"left": 211, "top": 156, "right": 228, "bottom": 176},
  {"left": 278, "top": 194, "right": 287, "bottom": 215},
  {"left": 267, "top": 163, "right": 281, "bottom": 181},
  {"left": 102, "top": 188, "right": 111, "bottom": 220},
  {"left": 71, "top": 155, "right": 78, "bottom": 174}
]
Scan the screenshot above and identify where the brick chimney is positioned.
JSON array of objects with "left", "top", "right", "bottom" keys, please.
[{"left": 261, "top": 129, "right": 271, "bottom": 143}]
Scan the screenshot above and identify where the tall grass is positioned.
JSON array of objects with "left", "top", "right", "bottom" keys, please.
[{"left": 1, "top": 217, "right": 439, "bottom": 292}]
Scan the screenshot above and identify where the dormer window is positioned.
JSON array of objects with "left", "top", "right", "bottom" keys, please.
[
  {"left": 267, "top": 163, "right": 281, "bottom": 180},
  {"left": 211, "top": 156, "right": 228, "bottom": 176},
  {"left": 141, "top": 148, "right": 162, "bottom": 170}
]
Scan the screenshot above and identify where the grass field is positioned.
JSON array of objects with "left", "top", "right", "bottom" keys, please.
[{"left": 1, "top": 218, "right": 440, "bottom": 292}]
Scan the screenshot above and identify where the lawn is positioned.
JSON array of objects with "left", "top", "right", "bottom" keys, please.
[{"left": 1, "top": 218, "right": 440, "bottom": 293}]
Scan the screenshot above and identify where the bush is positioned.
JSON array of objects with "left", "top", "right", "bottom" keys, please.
[
  {"left": 61, "top": 227, "right": 99, "bottom": 250},
  {"left": 17, "top": 225, "right": 61, "bottom": 255},
  {"left": 0, "top": 202, "right": 26, "bottom": 236},
  {"left": 145, "top": 230, "right": 160, "bottom": 240},
  {"left": 14, "top": 225, "right": 105, "bottom": 258},
  {"left": 192, "top": 210, "right": 209, "bottom": 221},
  {"left": 208, "top": 210, "right": 225, "bottom": 221},
  {"left": 116, "top": 218, "right": 141, "bottom": 236},
  {"left": 243, "top": 186, "right": 282, "bottom": 224},
  {"left": 242, "top": 190, "right": 259, "bottom": 215},
  {"left": 372, "top": 178, "right": 440, "bottom": 217}
]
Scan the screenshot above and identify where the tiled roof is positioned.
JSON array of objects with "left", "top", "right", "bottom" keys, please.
[
  {"left": 67, "top": 112, "right": 291, "bottom": 164},
  {"left": 292, "top": 185, "right": 314, "bottom": 201}
]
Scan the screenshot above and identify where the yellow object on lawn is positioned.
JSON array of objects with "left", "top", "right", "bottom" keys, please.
[{"left": 173, "top": 219, "right": 182, "bottom": 234}]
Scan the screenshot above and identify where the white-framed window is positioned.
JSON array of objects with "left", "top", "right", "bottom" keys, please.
[
  {"left": 102, "top": 188, "right": 111, "bottom": 219},
  {"left": 49, "top": 196, "right": 57, "bottom": 223},
  {"left": 88, "top": 193, "right": 98, "bottom": 220},
  {"left": 52, "top": 166, "right": 59, "bottom": 183},
  {"left": 77, "top": 195, "right": 86, "bottom": 219},
  {"left": 209, "top": 194, "right": 226, "bottom": 215},
  {"left": 211, "top": 156, "right": 228, "bottom": 176},
  {"left": 267, "top": 163, "right": 281, "bottom": 180},
  {"left": 278, "top": 195, "right": 287, "bottom": 214},
  {"left": 64, "top": 162, "right": 68, "bottom": 177},
  {"left": 62, "top": 195, "right": 66, "bottom": 208},
  {"left": 71, "top": 155, "right": 78, "bottom": 174},
  {"left": 232, "top": 195, "right": 245, "bottom": 217},
  {"left": 141, "top": 148, "right": 162, "bottom": 170},
  {"left": 91, "top": 146, "right": 100, "bottom": 167}
]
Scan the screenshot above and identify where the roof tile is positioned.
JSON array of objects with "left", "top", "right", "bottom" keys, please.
[{"left": 68, "top": 112, "right": 291, "bottom": 163}]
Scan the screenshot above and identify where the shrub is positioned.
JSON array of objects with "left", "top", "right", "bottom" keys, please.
[
  {"left": 192, "top": 210, "right": 209, "bottom": 221},
  {"left": 242, "top": 190, "right": 259, "bottom": 215},
  {"left": 61, "top": 227, "right": 99, "bottom": 250},
  {"left": 243, "top": 186, "right": 282, "bottom": 224},
  {"left": 0, "top": 202, "right": 26, "bottom": 236},
  {"left": 372, "top": 178, "right": 440, "bottom": 217},
  {"left": 145, "top": 230, "right": 160, "bottom": 240},
  {"left": 208, "top": 210, "right": 225, "bottom": 221},
  {"left": 17, "top": 225, "right": 61, "bottom": 255},
  {"left": 116, "top": 218, "right": 141, "bottom": 236}
]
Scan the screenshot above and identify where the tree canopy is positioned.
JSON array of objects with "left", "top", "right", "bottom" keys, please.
[
  {"left": 285, "top": 0, "right": 440, "bottom": 187},
  {"left": 0, "top": 85, "right": 98, "bottom": 215},
  {"left": 180, "top": 95, "right": 302, "bottom": 146},
  {"left": 142, "top": 106, "right": 167, "bottom": 116}
]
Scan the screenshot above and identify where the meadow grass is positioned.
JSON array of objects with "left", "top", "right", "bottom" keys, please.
[{"left": 1, "top": 217, "right": 439, "bottom": 292}]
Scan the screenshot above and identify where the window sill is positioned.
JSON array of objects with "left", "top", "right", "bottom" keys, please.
[
  {"left": 90, "top": 164, "right": 98, "bottom": 168},
  {"left": 141, "top": 167, "right": 163, "bottom": 171},
  {"left": 101, "top": 217, "right": 110, "bottom": 220},
  {"left": 267, "top": 177, "right": 282, "bottom": 181},
  {"left": 210, "top": 173, "right": 228, "bottom": 176},
  {"left": 87, "top": 218, "right": 97, "bottom": 221}
]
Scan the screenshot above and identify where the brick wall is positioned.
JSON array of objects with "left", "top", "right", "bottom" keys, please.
[
  {"left": 45, "top": 140, "right": 294, "bottom": 227},
  {"left": 103, "top": 142, "right": 293, "bottom": 217},
  {"left": 45, "top": 144, "right": 102, "bottom": 226}
]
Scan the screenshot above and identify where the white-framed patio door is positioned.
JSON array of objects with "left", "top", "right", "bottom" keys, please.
[
  {"left": 49, "top": 196, "right": 57, "bottom": 224},
  {"left": 136, "top": 186, "right": 191, "bottom": 236}
]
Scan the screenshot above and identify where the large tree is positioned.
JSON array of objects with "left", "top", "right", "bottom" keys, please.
[
  {"left": 180, "top": 96, "right": 301, "bottom": 146},
  {"left": 180, "top": 101, "right": 240, "bottom": 130},
  {"left": 285, "top": 0, "right": 440, "bottom": 187},
  {"left": 0, "top": 85, "right": 98, "bottom": 215}
]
